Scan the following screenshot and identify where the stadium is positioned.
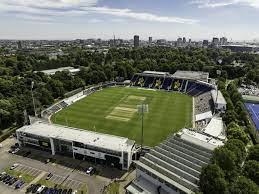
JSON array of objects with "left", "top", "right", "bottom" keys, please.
[
  {"left": 17, "top": 70, "right": 227, "bottom": 193},
  {"left": 43, "top": 71, "right": 217, "bottom": 147}
]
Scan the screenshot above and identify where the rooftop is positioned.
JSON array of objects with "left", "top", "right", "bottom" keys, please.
[
  {"left": 34, "top": 66, "right": 80, "bottom": 75},
  {"left": 204, "top": 117, "right": 226, "bottom": 139},
  {"left": 195, "top": 111, "right": 213, "bottom": 122},
  {"left": 178, "top": 128, "right": 224, "bottom": 150},
  {"left": 211, "top": 90, "right": 227, "bottom": 105},
  {"left": 17, "top": 121, "right": 135, "bottom": 152},
  {"left": 172, "top": 71, "right": 209, "bottom": 82},
  {"left": 142, "top": 71, "right": 170, "bottom": 76}
]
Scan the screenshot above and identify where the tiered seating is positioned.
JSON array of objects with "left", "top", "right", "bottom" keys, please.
[
  {"left": 186, "top": 82, "right": 212, "bottom": 96},
  {"left": 134, "top": 76, "right": 145, "bottom": 87},
  {"left": 136, "top": 135, "right": 213, "bottom": 193},
  {"left": 144, "top": 77, "right": 154, "bottom": 88},
  {"left": 59, "top": 101, "right": 68, "bottom": 108},
  {"left": 161, "top": 77, "right": 172, "bottom": 90},
  {"left": 171, "top": 79, "right": 183, "bottom": 91},
  {"left": 130, "top": 73, "right": 214, "bottom": 97},
  {"left": 131, "top": 75, "right": 139, "bottom": 85},
  {"left": 152, "top": 78, "right": 164, "bottom": 89},
  {"left": 195, "top": 92, "right": 213, "bottom": 115},
  {"left": 49, "top": 105, "right": 61, "bottom": 113}
]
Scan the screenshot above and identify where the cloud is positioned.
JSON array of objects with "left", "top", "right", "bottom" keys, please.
[
  {"left": 0, "top": 0, "right": 198, "bottom": 24},
  {"left": 191, "top": 0, "right": 259, "bottom": 9}
]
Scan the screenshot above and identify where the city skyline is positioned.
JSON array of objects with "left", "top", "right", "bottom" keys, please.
[{"left": 0, "top": 0, "right": 259, "bottom": 41}]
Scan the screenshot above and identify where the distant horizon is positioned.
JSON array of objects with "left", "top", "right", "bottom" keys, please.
[
  {"left": 1, "top": 0, "right": 259, "bottom": 41},
  {"left": 0, "top": 36, "right": 258, "bottom": 43}
]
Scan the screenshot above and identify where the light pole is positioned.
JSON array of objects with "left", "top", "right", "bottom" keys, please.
[
  {"left": 31, "top": 81, "right": 37, "bottom": 117},
  {"left": 138, "top": 104, "right": 148, "bottom": 151}
]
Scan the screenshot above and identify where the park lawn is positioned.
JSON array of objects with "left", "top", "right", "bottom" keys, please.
[{"left": 52, "top": 87, "right": 192, "bottom": 147}]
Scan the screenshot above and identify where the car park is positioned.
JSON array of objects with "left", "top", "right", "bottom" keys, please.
[{"left": 10, "top": 163, "right": 18, "bottom": 170}]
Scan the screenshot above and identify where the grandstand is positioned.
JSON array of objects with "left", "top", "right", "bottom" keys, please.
[
  {"left": 194, "top": 91, "right": 214, "bottom": 115},
  {"left": 130, "top": 71, "right": 215, "bottom": 97},
  {"left": 126, "top": 128, "right": 224, "bottom": 194}
]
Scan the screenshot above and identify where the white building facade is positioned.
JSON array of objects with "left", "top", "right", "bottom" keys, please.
[{"left": 16, "top": 122, "right": 136, "bottom": 170}]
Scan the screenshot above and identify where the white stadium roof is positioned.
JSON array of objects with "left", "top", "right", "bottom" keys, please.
[
  {"left": 172, "top": 71, "right": 209, "bottom": 82},
  {"left": 195, "top": 111, "right": 213, "bottom": 122},
  {"left": 211, "top": 90, "right": 227, "bottom": 105},
  {"left": 17, "top": 122, "right": 135, "bottom": 152},
  {"left": 204, "top": 117, "right": 226, "bottom": 139},
  {"left": 178, "top": 128, "right": 224, "bottom": 150}
]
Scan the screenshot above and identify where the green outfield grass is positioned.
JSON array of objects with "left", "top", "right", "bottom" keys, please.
[{"left": 52, "top": 87, "right": 193, "bottom": 147}]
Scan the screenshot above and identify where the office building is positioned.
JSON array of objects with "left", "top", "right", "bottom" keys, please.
[
  {"left": 16, "top": 121, "right": 136, "bottom": 170},
  {"left": 149, "top": 37, "right": 152, "bottom": 44},
  {"left": 134, "top": 35, "right": 140, "bottom": 48}
]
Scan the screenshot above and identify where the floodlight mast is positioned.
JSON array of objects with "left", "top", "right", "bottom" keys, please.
[
  {"left": 141, "top": 104, "right": 144, "bottom": 151},
  {"left": 138, "top": 104, "right": 148, "bottom": 152},
  {"left": 31, "top": 81, "right": 37, "bottom": 117}
]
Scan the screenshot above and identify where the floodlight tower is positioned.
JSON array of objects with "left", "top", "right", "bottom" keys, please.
[
  {"left": 138, "top": 104, "right": 148, "bottom": 151},
  {"left": 31, "top": 81, "right": 37, "bottom": 117}
]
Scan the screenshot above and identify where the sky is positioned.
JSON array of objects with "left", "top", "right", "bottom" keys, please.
[{"left": 0, "top": 0, "right": 259, "bottom": 41}]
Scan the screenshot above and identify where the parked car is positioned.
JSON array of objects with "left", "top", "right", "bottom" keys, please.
[
  {"left": 40, "top": 187, "right": 48, "bottom": 194},
  {"left": 67, "top": 189, "right": 73, "bottom": 194},
  {"left": 37, "top": 185, "right": 46, "bottom": 193},
  {"left": 45, "top": 158, "right": 51, "bottom": 164},
  {"left": 86, "top": 167, "right": 96, "bottom": 175},
  {"left": 71, "top": 190, "right": 77, "bottom": 194},
  {"left": 0, "top": 172, "right": 6, "bottom": 179},
  {"left": 23, "top": 151, "right": 31, "bottom": 157},
  {"left": 10, "top": 163, "right": 19, "bottom": 170},
  {"left": 1, "top": 174, "right": 9, "bottom": 181},
  {"left": 62, "top": 189, "right": 67, "bottom": 194},
  {"left": 46, "top": 172, "right": 53, "bottom": 180},
  {"left": 4, "top": 175, "right": 13, "bottom": 184},
  {"left": 15, "top": 180, "right": 25, "bottom": 189},
  {"left": 26, "top": 184, "right": 36, "bottom": 193},
  {"left": 32, "top": 184, "right": 41, "bottom": 193},
  {"left": 57, "top": 188, "right": 63, "bottom": 194},
  {"left": 8, "top": 177, "right": 18, "bottom": 185}
]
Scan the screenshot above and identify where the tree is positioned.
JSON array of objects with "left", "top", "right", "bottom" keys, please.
[
  {"left": 199, "top": 164, "right": 227, "bottom": 194},
  {"left": 227, "top": 125, "right": 249, "bottom": 145},
  {"left": 243, "top": 160, "right": 259, "bottom": 185},
  {"left": 212, "top": 147, "right": 238, "bottom": 180},
  {"left": 247, "top": 145, "right": 259, "bottom": 161},
  {"left": 228, "top": 176, "right": 259, "bottom": 194},
  {"left": 225, "top": 139, "right": 246, "bottom": 166}
]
